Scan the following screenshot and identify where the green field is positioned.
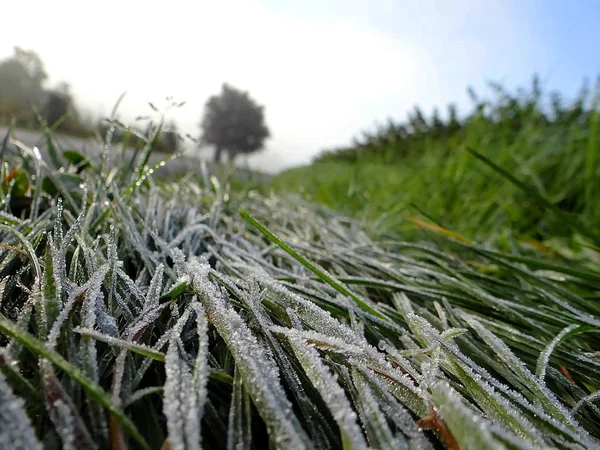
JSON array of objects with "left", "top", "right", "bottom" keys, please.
[
  {"left": 1, "top": 78, "right": 599, "bottom": 449},
  {"left": 271, "top": 79, "right": 599, "bottom": 252}
]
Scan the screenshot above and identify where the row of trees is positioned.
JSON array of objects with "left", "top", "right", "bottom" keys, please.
[
  {"left": 318, "top": 75, "right": 600, "bottom": 163},
  {"left": 0, "top": 47, "right": 82, "bottom": 134},
  {"left": 0, "top": 47, "right": 271, "bottom": 161},
  {"left": 0, "top": 47, "right": 184, "bottom": 152}
]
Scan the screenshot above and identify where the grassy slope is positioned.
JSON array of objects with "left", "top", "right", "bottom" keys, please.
[{"left": 270, "top": 87, "right": 599, "bottom": 258}]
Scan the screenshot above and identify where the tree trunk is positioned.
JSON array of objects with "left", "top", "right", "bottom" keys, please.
[{"left": 214, "top": 146, "right": 224, "bottom": 163}]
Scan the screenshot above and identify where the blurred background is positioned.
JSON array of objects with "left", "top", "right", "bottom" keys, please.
[{"left": 1, "top": 0, "right": 598, "bottom": 173}]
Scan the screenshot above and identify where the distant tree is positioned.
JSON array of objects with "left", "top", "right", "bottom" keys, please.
[
  {"left": 0, "top": 47, "right": 48, "bottom": 112},
  {"left": 42, "top": 83, "right": 73, "bottom": 126},
  {"left": 200, "top": 83, "right": 270, "bottom": 163},
  {"left": 161, "top": 121, "right": 180, "bottom": 153}
]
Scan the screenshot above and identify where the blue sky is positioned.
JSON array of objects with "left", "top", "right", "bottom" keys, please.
[
  {"left": 261, "top": 0, "right": 598, "bottom": 97},
  {"left": 1, "top": 0, "right": 598, "bottom": 172},
  {"left": 527, "top": 0, "right": 599, "bottom": 97}
]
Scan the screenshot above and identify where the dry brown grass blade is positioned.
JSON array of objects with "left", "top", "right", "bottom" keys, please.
[
  {"left": 418, "top": 409, "right": 460, "bottom": 450},
  {"left": 406, "top": 217, "right": 474, "bottom": 244},
  {"left": 0, "top": 242, "right": 27, "bottom": 255}
]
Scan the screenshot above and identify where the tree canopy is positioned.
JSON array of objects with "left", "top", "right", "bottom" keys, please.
[
  {"left": 0, "top": 47, "right": 48, "bottom": 125},
  {"left": 42, "top": 82, "right": 76, "bottom": 127},
  {"left": 200, "top": 83, "right": 270, "bottom": 163},
  {"left": 0, "top": 47, "right": 48, "bottom": 107}
]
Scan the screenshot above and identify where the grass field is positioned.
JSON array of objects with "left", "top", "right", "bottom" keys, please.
[
  {"left": 1, "top": 80, "right": 599, "bottom": 449},
  {"left": 271, "top": 79, "right": 599, "bottom": 253}
]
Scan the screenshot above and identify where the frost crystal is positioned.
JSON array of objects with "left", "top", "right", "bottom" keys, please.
[
  {"left": 430, "top": 381, "right": 504, "bottom": 450},
  {"left": 288, "top": 335, "right": 368, "bottom": 450},
  {"left": 164, "top": 336, "right": 201, "bottom": 450},
  {"left": 0, "top": 372, "right": 43, "bottom": 450},
  {"left": 188, "top": 259, "right": 312, "bottom": 449}
]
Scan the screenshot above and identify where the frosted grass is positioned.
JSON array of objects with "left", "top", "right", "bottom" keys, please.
[
  {"left": 0, "top": 371, "right": 43, "bottom": 450},
  {"left": 0, "top": 134, "right": 598, "bottom": 449}
]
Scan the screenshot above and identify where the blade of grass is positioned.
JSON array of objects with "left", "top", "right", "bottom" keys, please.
[
  {"left": 584, "top": 107, "right": 598, "bottom": 210},
  {"left": 467, "top": 147, "right": 599, "bottom": 242},
  {"left": 239, "top": 210, "right": 386, "bottom": 320},
  {"left": 135, "top": 121, "right": 164, "bottom": 182},
  {"left": 122, "top": 151, "right": 183, "bottom": 198},
  {"left": 0, "top": 313, "right": 151, "bottom": 450},
  {"left": 0, "top": 224, "right": 42, "bottom": 282},
  {"left": 74, "top": 328, "right": 166, "bottom": 362},
  {"left": 0, "top": 127, "right": 10, "bottom": 159},
  {"left": 44, "top": 128, "right": 63, "bottom": 169},
  {"left": 535, "top": 324, "right": 595, "bottom": 382}
]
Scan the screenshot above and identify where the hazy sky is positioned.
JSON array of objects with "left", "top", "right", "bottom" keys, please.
[{"left": 2, "top": 0, "right": 599, "bottom": 172}]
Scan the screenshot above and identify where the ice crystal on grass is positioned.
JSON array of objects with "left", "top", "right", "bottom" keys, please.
[
  {"left": 2, "top": 134, "right": 600, "bottom": 449},
  {"left": 243, "top": 300, "right": 332, "bottom": 448},
  {"left": 269, "top": 326, "right": 365, "bottom": 357},
  {"left": 0, "top": 371, "right": 42, "bottom": 450},
  {"left": 255, "top": 271, "right": 363, "bottom": 344},
  {"left": 164, "top": 335, "right": 200, "bottom": 450},
  {"left": 536, "top": 323, "right": 581, "bottom": 383},
  {"left": 188, "top": 259, "right": 312, "bottom": 449},
  {"left": 171, "top": 247, "right": 187, "bottom": 277},
  {"left": 191, "top": 302, "right": 210, "bottom": 435},
  {"left": 41, "top": 361, "right": 97, "bottom": 450},
  {"left": 288, "top": 336, "right": 368, "bottom": 450},
  {"left": 47, "top": 264, "right": 110, "bottom": 348},
  {"left": 47, "top": 399, "right": 77, "bottom": 450},
  {"left": 162, "top": 302, "right": 210, "bottom": 449},
  {"left": 144, "top": 263, "right": 164, "bottom": 308},
  {"left": 115, "top": 267, "right": 147, "bottom": 309},
  {"left": 227, "top": 368, "right": 253, "bottom": 450},
  {"left": 464, "top": 314, "right": 582, "bottom": 432},
  {"left": 430, "top": 381, "right": 505, "bottom": 450},
  {"left": 572, "top": 390, "right": 600, "bottom": 415},
  {"left": 422, "top": 312, "right": 593, "bottom": 447},
  {"left": 347, "top": 369, "right": 402, "bottom": 449},
  {"left": 355, "top": 367, "right": 433, "bottom": 449}
]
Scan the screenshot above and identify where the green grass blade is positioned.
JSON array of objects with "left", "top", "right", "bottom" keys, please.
[
  {"left": 585, "top": 107, "right": 598, "bottom": 210},
  {"left": 74, "top": 328, "right": 166, "bottom": 362},
  {"left": 467, "top": 147, "right": 599, "bottom": 242},
  {"left": 122, "top": 151, "right": 183, "bottom": 198},
  {"left": 430, "top": 381, "right": 505, "bottom": 450},
  {"left": 535, "top": 324, "right": 594, "bottom": 382},
  {"left": 135, "top": 121, "right": 163, "bottom": 182},
  {"left": 110, "top": 92, "right": 127, "bottom": 119},
  {"left": 240, "top": 210, "right": 385, "bottom": 320}
]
